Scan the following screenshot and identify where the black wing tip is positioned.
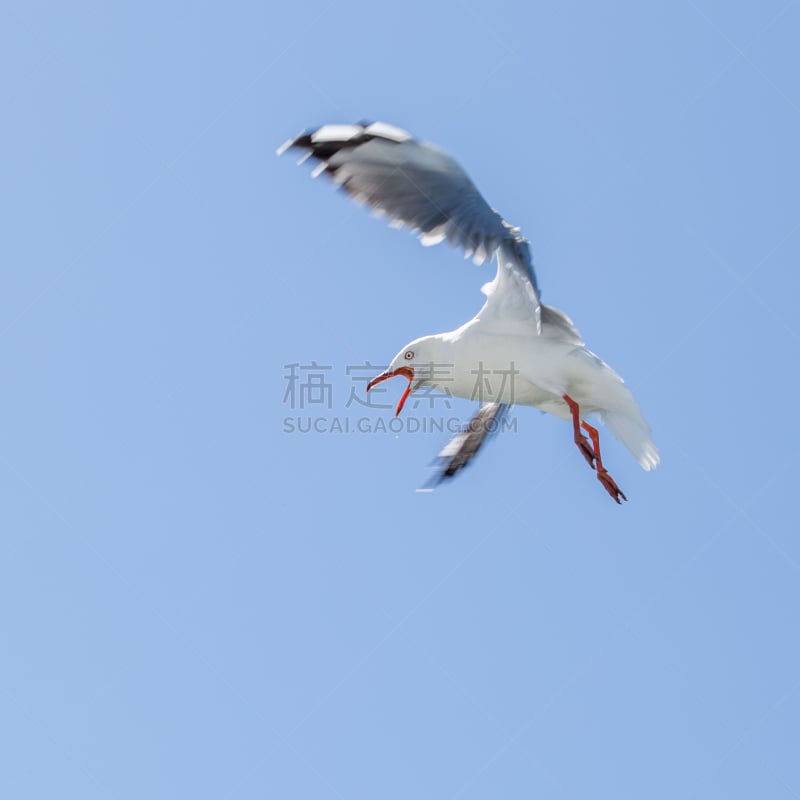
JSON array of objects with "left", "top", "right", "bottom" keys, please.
[
  {"left": 277, "top": 121, "right": 414, "bottom": 162},
  {"left": 417, "top": 461, "right": 458, "bottom": 492},
  {"left": 418, "top": 449, "right": 482, "bottom": 491}
]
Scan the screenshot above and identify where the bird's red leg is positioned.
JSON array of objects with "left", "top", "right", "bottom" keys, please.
[
  {"left": 562, "top": 394, "right": 596, "bottom": 468},
  {"left": 581, "top": 421, "right": 627, "bottom": 504}
]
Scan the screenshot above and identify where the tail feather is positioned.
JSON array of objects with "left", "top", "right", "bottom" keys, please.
[{"left": 599, "top": 409, "right": 660, "bottom": 471}]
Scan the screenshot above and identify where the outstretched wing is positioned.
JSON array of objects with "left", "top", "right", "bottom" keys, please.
[
  {"left": 278, "top": 121, "right": 540, "bottom": 319},
  {"left": 421, "top": 403, "right": 510, "bottom": 489}
]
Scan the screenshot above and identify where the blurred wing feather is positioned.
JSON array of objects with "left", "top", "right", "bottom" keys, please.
[
  {"left": 423, "top": 403, "right": 510, "bottom": 488},
  {"left": 280, "top": 122, "right": 540, "bottom": 318}
]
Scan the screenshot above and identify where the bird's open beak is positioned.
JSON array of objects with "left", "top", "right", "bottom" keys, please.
[{"left": 366, "top": 366, "right": 415, "bottom": 416}]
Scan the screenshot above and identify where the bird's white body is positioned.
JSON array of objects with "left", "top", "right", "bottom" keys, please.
[
  {"left": 397, "top": 315, "right": 659, "bottom": 472},
  {"left": 438, "top": 324, "right": 621, "bottom": 413}
]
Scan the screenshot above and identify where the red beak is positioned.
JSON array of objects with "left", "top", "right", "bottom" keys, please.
[{"left": 366, "top": 366, "right": 415, "bottom": 416}]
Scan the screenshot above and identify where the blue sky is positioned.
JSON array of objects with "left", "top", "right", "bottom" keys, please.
[{"left": 2, "top": 1, "right": 799, "bottom": 797}]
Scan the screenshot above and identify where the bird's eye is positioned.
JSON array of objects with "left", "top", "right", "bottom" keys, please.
[{"left": 404, "top": 350, "right": 414, "bottom": 360}]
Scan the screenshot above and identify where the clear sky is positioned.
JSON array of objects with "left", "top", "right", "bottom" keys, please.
[{"left": 2, "top": 1, "right": 799, "bottom": 798}]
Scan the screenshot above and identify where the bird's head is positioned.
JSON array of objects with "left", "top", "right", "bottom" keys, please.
[{"left": 366, "top": 335, "right": 449, "bottom": 416}]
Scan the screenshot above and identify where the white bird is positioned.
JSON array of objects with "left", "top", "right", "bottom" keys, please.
[{"left": 278, "top": 121, "right": 659, "bottom": 502}]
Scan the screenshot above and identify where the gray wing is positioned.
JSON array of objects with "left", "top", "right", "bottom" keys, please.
[
  {"left": 422, "top": 403, "right": 510, "bottom": 488},
  {"left": 278, "top": 121, "right": 540, "bottom": 304}
]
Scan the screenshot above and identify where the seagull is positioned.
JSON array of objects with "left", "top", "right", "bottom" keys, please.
[{"left": 278, "top": 121, "right": 659, "bottom": 502}]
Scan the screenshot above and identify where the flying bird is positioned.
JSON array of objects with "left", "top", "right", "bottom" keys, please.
[{"left": 278, "top": 121, "right": 659, "bottom": 502}]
